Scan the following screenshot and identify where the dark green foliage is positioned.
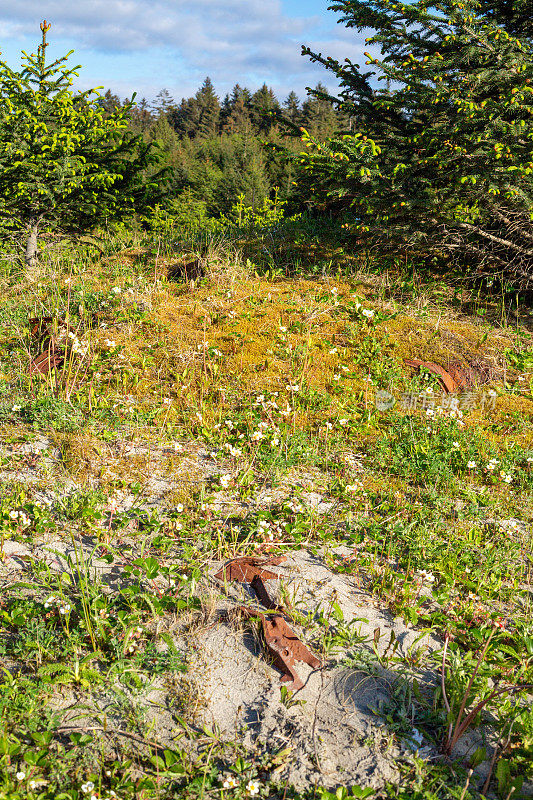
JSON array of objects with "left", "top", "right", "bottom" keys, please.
[
  {"left": 127, "top": 76, "right": 341, "bottom": 215},
  {"left": 0, "top": 22, "right": 166, "bottom": 269},
  {"left": 297, "top": 0, "right": 533, "bottom": 286},
  {"left": 301, "top": 82, "right": 339, "bottom": 138},
  {"left": 174, "top": 134, "right": 270, "bottom": 212}
]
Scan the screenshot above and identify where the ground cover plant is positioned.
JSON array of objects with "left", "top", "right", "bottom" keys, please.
[
  {"left": 1, "top": 14, "right": 533, "bottom": 800},
  {"left": 0, "top": 198, "right": 531, "bottom": 799}
]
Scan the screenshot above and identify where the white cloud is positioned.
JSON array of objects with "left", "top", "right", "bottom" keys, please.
[{"left": 0, "top": 0, "right": 368, "bottom": 100}]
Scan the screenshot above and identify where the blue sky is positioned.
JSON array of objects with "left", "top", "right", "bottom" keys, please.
[{"left": 0, "top": 0, "right": 368, "bottom": 104}]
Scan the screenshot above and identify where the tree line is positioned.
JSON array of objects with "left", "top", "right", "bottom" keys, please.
[
  {"left": 3, "top": 2, "right": 533, "bottom": 287},
  {"left": 96, "top": 79, "right": 347, "bottom": 214}
]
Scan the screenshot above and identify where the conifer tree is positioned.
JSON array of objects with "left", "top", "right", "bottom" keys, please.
[
  {"left": 97, "top": 88, "right": 122, "bottom": 115},
  {"left": 195, "top": 77, "right": 220, "bottom": 139},
  {"left": 283, "top": 91, "right": 301, "bottom": 125},
  {"left": 222, "top": 84, "right": 252, "bottom": 134},
  {"left": 299, "top": 0, "right": 533, "bottom": 285},
  {"left": 130, "top": 97, "right": 153, "bottom": 133},
  {"left": 251, "top": 84, "right": 279, "bottom": 132},
  {"left": 0, "top": 21, "right": 164, "bottom": 275},
  {"left": 301, "top": 82, "right": 338, "bottom": 138},
  {"left": 151, "top": 88, "right": 176, "bottom": 117},
  {"left": 170, "top": 96, "right": 198, "bottom": 138}
]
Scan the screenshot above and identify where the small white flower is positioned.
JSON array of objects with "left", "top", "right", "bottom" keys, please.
[
  {"left": 111, "top": 286, "right": 122, "bottom": 293},
  {"left": 425, "top": 408, "right": 435, "bottom": 417},
  {"left": 417, "top": 570, "right": 435, "bottom": 583},
  {"left": 11, "top": 404, "right": 21, "bottom": 412},
  {"left": 162, "top": 397, "right": 172, "bottom": 405},
  {"left": 246, "top": 779, "right": 260, "bottom": 796},
  {"left": 279, "top": 325, "right": 287, "bottom": 333},
  {"left": 16, "top": 771, "right": 25, "bottom": 781},
  {"left": 103, "top": 339, "right": 116, "bottom": 348},
  {"left": 223, "top": 776, "right": 238, "bottom": 789},
  {"left": 176, "top": 503, "right": 184, "bottom": 513},
  {"left": 362, "top": 308, "right": 375, "bottom": 319},
  {"left": 339, "top": 418, "right": 348, "bottom": 426},
  {"left": 325, "top": 422, "right": 333, "bottom": 430},
  {"left": 220, "top": 474, "right": 231, "bottom": 489},
  {"left": 487, "top": 389, "right": 497, "bottom": 397},
  {"left": 467, "top": 461, "right": 477, "bottom": 469},
  {"left": 59, "top": 604, "right": 72, "bottom": 615},
  {"left": 329, "top": 347, "right": 337, "bottom": 355}
]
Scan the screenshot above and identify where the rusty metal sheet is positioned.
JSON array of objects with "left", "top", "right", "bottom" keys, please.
[
  {"left": 250, "top": 574, "right": 287, "bottom": 614},
  {"left": 29, "top": 348, "right": 63, "bottom": 375},
  {"left": 29, "top": 317, "right": 65, "bottom": 375},
  {"left": 405, "top": 359, "right": 464, "bottom": 394},
  {"left": 263, "top": 614, "right": 322, "bottom": 691},
  {"left": 215, "top": 555, "right": 285, "bottom": 583},
  {"left": 239, "top": 607, "right": 321, "bottom": 691}
]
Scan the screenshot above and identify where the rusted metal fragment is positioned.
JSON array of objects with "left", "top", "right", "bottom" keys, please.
[
  {"left": 215, "top": 555, "right": 285, "bottom": 583},
  {"left": 405, "top": 359, "right": 464, "bottom": 393},
  {"left": 28, "top": 317, "right": 65, "bottom": 375},
  {"left": 239, "top": 607, "right": 321, "bottom": 691},
  {"left": 29, "top": 348, "right": 63, "bottom": 375},
  {"left": 250, "top": 574, "right": 287, "bottom": 615},
  {"left": 29, "top": 316, "right": 56, "bottom": 341},
  {"left": 263, "top": 614, "right": 322, "bottom": 691}
]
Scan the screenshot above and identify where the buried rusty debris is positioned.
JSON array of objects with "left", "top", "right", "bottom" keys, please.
[
  {"left": 29, "top": 316, "right": 65, "bottom": 375},
  {"left": 404, "top": 359, "right": 465, "bottom": 393},
  {"left": 239, "top": 607, "right": 322, "bottom": 692},
  {"left": 217, "top": 555, "right": 322, "bottom": 690},
  {"left": 29, "top": 347, "right": 64, "bottom": 375},
  {"left": 214, "top": 555, "right": 285, "bottom": 583}
]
